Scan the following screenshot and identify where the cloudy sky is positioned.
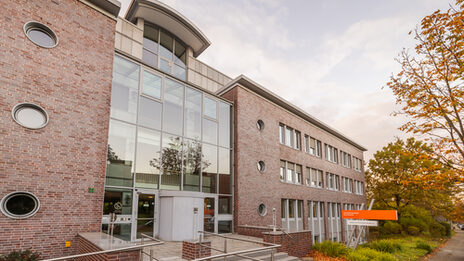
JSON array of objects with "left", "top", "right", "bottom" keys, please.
[{"left": 120, "top": 0, "right": 452, "bottom": 161}]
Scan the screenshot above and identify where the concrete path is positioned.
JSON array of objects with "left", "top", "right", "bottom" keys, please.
[{"left": 429, "top": 230, "right": 464, "bottom": 261}]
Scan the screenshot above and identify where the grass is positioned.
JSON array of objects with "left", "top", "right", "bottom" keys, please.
[{"left": 389, "top": 237, "right": 439, "bottom": 260}]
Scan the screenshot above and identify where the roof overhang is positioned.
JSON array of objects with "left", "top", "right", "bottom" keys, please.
[
  {"left": 125, "top": 0, "right": 211, "bottom": 57},
  {"left": 87, "top": 0, "right": 121, "bottom": 17},
  {"left": 217, "top": 75, "right": 368, "bottom": 152}
]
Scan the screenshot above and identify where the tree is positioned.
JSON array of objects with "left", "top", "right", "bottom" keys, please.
[
  {"left": 366, "top": 138, "right": 460, "bottom": 220},
  {"left": 386, "top": 0, "right": 464, "bottom": 168}
]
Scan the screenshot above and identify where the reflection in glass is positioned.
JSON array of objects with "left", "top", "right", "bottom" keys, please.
[
  {"left": 218, "top": 221, "right": 232, "bottom": 233},
  {"left": 143, "top": 25, "right": 158, "bottom": 53},
  {"left": 202, "top": 144, "right": 217, "bottom": 193},
  {"left": 202, "top": 118, "right": 217, "bottom": 145},
  {"left": 173, "top": 64, "right": 186, "bottom": 80},
  {"left": 103, "top": 188, "right": 132, "bottom": 215},
  {"left": 142, "top": 49, "right": 158, "bottom": 68},
  {"left": 159, "top": 31, "right": 173, "bottom": 60},
  {"left": 174, "top": 41, "right": 186, "bottom": 66},
  {"left": 138, "top": 97, "right": 162, "bottom": 130},
  {"left": 136, "top": 194, "right": 155, "bottom": 238},
  {"left": 142, "top": 71, "right": 162, "bottom": 99},
  {"left": 218, "top": 102, "right": 230, "bottom": 148},
  {"left": 160, "top": 59, "right": 171, "bottom": 74},
  {"left": 111, "top": 55, "right": 139, "bottom": 123},
  {"left": 204, "top": 97, "right": 217, "bottom": 119},
  {"left": 163, "top": 79, "right": 184, "bottom": 135},
  {"left": 184, "top": 87, "right": 202, "bottom": 139},
  {"left": 183, "top": 139, "right": 202, "bottom": 192},
  {"left": 135, "top": 128, "right": 161, "bottom": 189},
  {"left": 106, "top": 120, "right": 135, "bottom": 187},
  {"left": 219, "top": 196, "right": 231, "bottom": 214},
  {"left": 158, "top": 134, "right": 182, "bottom": 190},
  {"left": 204, "top": 198, "right": 215, "bottom": 232},
  {"left": 218, "top": 148, "right": 231, "bottom": 194},
  {"left": 102, "top": 224, "right": 131, "bottom": 241}
]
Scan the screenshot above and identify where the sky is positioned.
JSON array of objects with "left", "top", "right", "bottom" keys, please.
[{"left": 119, "top": 0, "right": 453, "bottom": 161}]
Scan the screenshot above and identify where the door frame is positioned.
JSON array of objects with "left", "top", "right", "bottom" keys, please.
[
  {"left": 132, "top": 188, "right": 160, "bottom": 241},
  {"left": 203, "top": 195, "right": 218, "bottom": 233}
]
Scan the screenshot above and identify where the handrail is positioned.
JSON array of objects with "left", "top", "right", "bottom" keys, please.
[
  {"left": 41, "top": 234, "right": 163, "bottom": 261},
  {"left": 198, "top": 231, "right": 277, "bottom": 246},
  {"left": 194, "top": 245, "right": 279, "bottom": 261}
]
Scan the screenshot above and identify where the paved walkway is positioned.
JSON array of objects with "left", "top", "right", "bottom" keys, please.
[{"left": 429, "top": 230, "right": 464, "bottom": 261}]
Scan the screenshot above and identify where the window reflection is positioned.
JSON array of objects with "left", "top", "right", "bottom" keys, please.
[
  {"left": 184, "top": 88, "right": 202, "bottom": 139},
  {"left": 203, "top": 118, "right": 217, "bottom": 145},
  {"left": 106, "top": 120, "right": 135, "bottom": 187},
  {"left": 159, "top": 133, "right": 182, "bottom": 190},
  {"left": 111, "top": 56, "right": 139, "bottom": 123},
  {"left": 218, "top": 102, "right": 230, "bottom": 148},
  {"left": 204, "top": 97, "right": 217, "bottom": 119},
  {"left": 135, "top": 128, "right": 161, "bottom": 189},
  {"left": 163, "top": 79, "right": 184, "bottom": 135},
  {"left": 142, "top": 71, "right": 162, "bottom": 99},
  {"left": 138, "top": 97, "right": 162, "bottom": 130},
  {"left": 202, "top": 144, "right": 217, "bottom": 193},
  {"left": 218, "top": 148, "right": 230, "bottom": 194},
  {"left": 219, "top": 196, "right": 231, "bottom": 214},
  {"left": 183, "top": 139, "right": 202, "bottom": 192}
]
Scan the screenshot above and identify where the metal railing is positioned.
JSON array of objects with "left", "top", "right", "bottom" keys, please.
[
  {"left": 41, "top": 233, "right": 163, "bottom": 261},
  {"left": 195, "top": 231, "right": 281, "bottom": 261}
]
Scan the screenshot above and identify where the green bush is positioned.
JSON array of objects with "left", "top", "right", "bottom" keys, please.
[
  {"left": 439, "top": 221, "right": 452, "bottom": 237},
  {"left": 0, "top": 250, "right": 40, "bottom": 261},
  {"left": 347, "top": 248, "right": 397, "bottom": 261},
  {"left": 383, "top": 221, "right": 402, "bottom": 234},
  {"left": 429, "top": 222, "right": 446, "bottom": 238},
  {"left": 407, "top": 226, "right": 420, "bottom": 235},
  {"left": 400, "top": 205, "right": 434, "bottom": 233},
  {"left": 312, "top": 241, "right": 349, "bottom": 257},
  {"left": 416, "top": 240, "right": 433, "bottom": 254},
  {"left": 347, "top": 251, "right": 370, "bottom": 261},
  {"left": 364, "top": 239, "right": 402, "bottom": 253}
]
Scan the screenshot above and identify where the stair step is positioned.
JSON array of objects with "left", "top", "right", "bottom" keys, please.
[{"left": 212, "top": 251, "right": 290, "bottom": 261}]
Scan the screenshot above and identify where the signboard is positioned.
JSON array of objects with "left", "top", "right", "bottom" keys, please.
[
  {"left": 342, "top": 210, "right": 398, "bottom": 220},
  {"left": 346, "top": 220, "right": 378, "bottom": 226}
]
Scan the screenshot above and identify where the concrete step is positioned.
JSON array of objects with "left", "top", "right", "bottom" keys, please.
[{"left": 212, "top": 251, "right": 299, "bottom": 261}]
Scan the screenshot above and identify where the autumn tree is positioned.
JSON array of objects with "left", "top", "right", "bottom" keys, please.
[
  {"left": 366, "top": 138, "right": 460, "bottom": 220},
  {"left": 387, "top": 0, "right": 464, "bottom": 168}
]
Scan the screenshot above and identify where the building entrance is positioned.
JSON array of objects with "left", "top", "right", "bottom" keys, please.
[{"left": 135, "top": 192, "right": 157, "bottom": 239}]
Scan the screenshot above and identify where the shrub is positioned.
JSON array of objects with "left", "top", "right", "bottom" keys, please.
[
  {"left": 312, "top": 241, "right": 349, "bottom": 257},
  {"left": 439, "top": 221, "right": 452, "bottom": 237},
  {"left": 347, "top": 251, "right": 370, "bottom": 261},
  {"left": 407, "top": 226, "right": 420, "bottom": 235},
  {"left": 348, "top": 248, "right": 397, "bottom": 261},
  {"left": 416, "top": 240, "right": 433, "bottom": 254},
  {"left": 383, "top": 221, "right": 402, "bottom": 234},
  {"left": 429, "top": 222, "right": 446, "bottom": 238},
  {"left": 0, "top": 250, "right": 40, "bottom": 261},
  {"left": 364, "top": 239, "right": 402, "bottom": 253}
]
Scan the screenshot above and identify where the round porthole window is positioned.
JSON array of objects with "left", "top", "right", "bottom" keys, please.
[
  {"left": 23, "top": 21, "right": 58, "bottom": 48},
  {"left": 258, "top": 203, "right": 267, "bottom": 216},
  {"left": 256, "top": 120, "right": 264, "bottom": 131},
  {"left": 12, "top": 103, "right": 49, "bottom": 129},
  {"left": 1, "top": 192, "right": 40, "bottom": 219},
  {"left": 257, "top": 161, "right": 265, "bottom": 172}
]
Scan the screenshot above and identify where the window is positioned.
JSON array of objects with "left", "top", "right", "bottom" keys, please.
[
  {"left": 353, "top": 157, "right": 363, "bottom": 172},
  {"left": 163, "top": 79, "right": 184, "bottom": 135},
  {"left": 204, "top": 96, "right": 217, "bottom": 119},
  {"left": 342, "top": 177, "right": 353, "bottom": 193},
  {"left": 184, "top": 88, "right": 202, "bottom": 139},
  {"left": 111, "top": 55, "right": 140, "bottom": 123},
  {"left": 340, "top": 151, "right": 352, "bottom": 168},
  {"left": 308, "top": 201, "right": 325, "bottom": 243},
  {"left": 280, "top": 161, "right": 302, "bottom": 184},
  {"left": 218, "top": 102, "right": 231, "bottom": 148},
  {"left": 279, "top": 124, "right": 285, "bottom": 144},
  {"left": 257, "top": 161, "right": 265, "bottom": 172},
  {"left": 305, "top": 136, "right": 322, "bottom": 157},
  {"left": 24, "top": 21, "right": 58, "bottom": 48},
  {"left": 326, "top": 173, "right": 340, "bottom": 191},
  {"left": 281, "top": 199, "right": 287, "bottom": 218},
  {"left": 306, "top": 168, "right": 323, "bottom": 188},
  {"left": 1, "top": 192, "right": 40, "bottom": 219},
  {"left": 258, "top": 203, "right": 267, "bottom": 216},
  {"left": 325, "top": 144, "right": 339, "bottom": 163},
  {"left": 285, "top": 126, "right": 293, "bottom": 147},
  {"left": 354, "top": 181, "right": 364, "bottom": 195},
  {"left": 295, "top": 131, "right": 301, "bottom": 150},
  {"left": 279, "top": 123, "right": 301, "bottom": 150},
  {"left": 257, "top": 120, "right": 265, "bottom": 131},
  {"left": 142, "top": 70, "right": 162, "bottom": 99},
  {"left": 135, "top": 128, "right": 161, "bottom": 189},
  {"left": 295, "top": 165, "right": 302, "bottom": 184},
  {"left": 286, "top": 163, "right": 294, "bottom": 183},
  {"left": 11, "top": 103, "right": 49, "bottom": 129}
]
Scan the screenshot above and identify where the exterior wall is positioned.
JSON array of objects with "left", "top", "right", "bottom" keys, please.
[
  {"left": 0, "top": 0, "right": 116, "bottom": 258},
  {"left": 221, "top": 86, "right": 366, "bottom": 241},
  {"left": 263, "top": 231, "right": 312, "bottom": 258},
  {"left": 77, "top": 235, "right": 141, "bottom": 261},
  {"left": 115, "top": 17, "right": 143, "bottom": 60},
  {"left": 187, "top": 55, "right": 232, "bottom": 93}
]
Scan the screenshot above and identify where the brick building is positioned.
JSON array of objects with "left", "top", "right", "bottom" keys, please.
[{"left": 0, "top": 0, "right": 366, "bottom": 258}]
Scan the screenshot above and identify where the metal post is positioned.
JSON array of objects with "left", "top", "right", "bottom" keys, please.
[
  {"left": 223, "top": 238, "right": 227, "bottom": 261},
  {"left": 272, "top": 208, "right": 277, "bottom": 233},
  {"left": 199, "top": 232, "right": 202, "bottom": 258},
  {"left": 149, "top": 249, "right": 154, "bottom": 261},
  {"left": 271, "top": 249, "right": 275, "bottom": 261},
  {"left": 354, "top": 199, "right": 374, "bottom": 249}
]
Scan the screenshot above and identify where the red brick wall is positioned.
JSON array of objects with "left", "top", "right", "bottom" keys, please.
[
  {"left": 235, "top": 226, "right": 272, "bottom": 238},
  {"left": 263, "top": 231, "right": 312, "bottom": 258},
  {"left": 77, "top": 235, "right": 140, "bottom": 261},
  {"left": 182, "top": 241, "right": 211, "bottom": 260},
  {"left": 221, "top": 86, "right": 366, "bottom": 241},
  {"left": 0, "top": 0, "right": 116, "bottom": 258}
]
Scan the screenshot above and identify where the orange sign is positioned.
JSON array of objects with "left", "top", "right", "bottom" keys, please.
[{"left": 342, "top": 210, "right": 398, "bottom": 220}]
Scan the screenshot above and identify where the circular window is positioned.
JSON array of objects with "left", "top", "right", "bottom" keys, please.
[
  {"left": 258, "top": 203, "right": 267, "bottom": 216},
  {"left": 12, "top": 103, "right": 49, "bottom": 129},
  {"left": 23, "top": 21, "right": 58, "bottom": 48},
  {"left": 257, "top": 161, "right": 265, "bottom": 172},
  {"left": 256, "top": 120, "right": 264, "bottom": 131},
  {"left": 1, "top": 192, "right": 40, "bottom": 219}
]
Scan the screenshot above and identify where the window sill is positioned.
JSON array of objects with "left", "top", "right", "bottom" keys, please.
[{"left": 280, "top": 143, "right": 302, "bottom": 152}]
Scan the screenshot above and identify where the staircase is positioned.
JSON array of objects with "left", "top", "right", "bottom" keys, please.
[{"left": 211, "top": 249, "right": 300, "bottom": 261}]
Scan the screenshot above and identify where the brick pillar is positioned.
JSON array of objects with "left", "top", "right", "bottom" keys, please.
[
  {"left": 182, "top": 240, "right": 211, "bottom": 260},
  {"left": 263, "top": 231, "right": 312, "bottom": 258}
]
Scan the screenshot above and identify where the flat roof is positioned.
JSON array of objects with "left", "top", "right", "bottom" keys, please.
[
  {"left": 87, "top": 0, "right": 121, "bottom": 17},
  {"left": 125, "top": 0, "right": 211, "bottom": 57},
  {"left": 217, "top": 75, "right": 368, "bottom": 152}
]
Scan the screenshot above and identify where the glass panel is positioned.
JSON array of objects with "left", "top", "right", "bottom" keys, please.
[
  {"left": 160, "top": 59, "right": 171, "bottom": 74},
  {"left": 279, "top": 125, "right": 285, "bottom": 144},
  {"left": 184, "top": 87, "right": 202, "bottom": 139},
  {"left": 174, "top": 40, "right": 186, "bottom": 66},
  {"left": 285, "top": 127, "right": 292, "bottom": 147},
  {"left": 312, "top": 202, "right": 317, "bottom": 218},
  {"left": 311, "top": 169, "right": 317, "bottom": 187},
  {"left": 27, "top": 29, "right": 55, "bottom": 47},
  {"left": 219, "top": 196, "right": 231, "bottom": 214},
  {"left": 318, "top": 171, "right": 323, "bottom": 187},
  {"left": 204, "top": 97, "right": 217, "bottom": 119},
  {"left": 102, "top": 224, "right": 131, "bottom": 241},
  {"left": 280, "top": 161, "right": 285, "bottom": 181},
  {"left": 286, "top": 163, "right": 294, "bottom": 183},
  {"left": 218, "top": 221, "right": 232, "bottom": 233},
  {"left": 142, "top": 49, "right": 158, "bottom": 68},
  {"left": 202, "top": 144, "right": 217, "bottom": 193},
  {"left": 204, "top": 198, "right": 215, "bottom": 232},
  {"left": 173, "top": 64, "right": 186, "bottom": 80},
  {"left": 218, "top": 148, "right": 230, "bottom": 194},
  {"left": 142, "top": 71, "right": 162, "bottom": 99},
  {"left": 288, "top": 200, "right": 295, "bottom": 218},
  {"left": 159, "top": 30, "right": 173, "bottom": 60},
  {"left": 202, "top": 118, "right": 218, "bottom": 145},
  {"left": 138, "top": 97, "right": 162, "bottom": 130},
  {"left": 163, "top": 79, "right": 184, "bottom": 135},
  {"left": 135, "top": 128, "right": 161, "bottom": 189},
  {"left": 296, "top": 165, "right": 302, "bottom": 184},
  {"left": 106, "top": 120, "right": 135, "bottom": 187},
  {"left": 183, "top": 139, "right": 201, "bottom": 192},
  {"left": 136, "top": 194, "right": 155, "bottom": 238},
  {"left": 298, "top": 200, "right": 303, "bottom": 218},
  {"left": 111, "top": 55, "right": 139, "bottom": 123},
  {"left": 103, "top": 188, "right": 132, "bottom": 215},
  {"left": 218, "top": 102, "right": 230, "bottom": 148},
  {"left": 143, "top": 25, "right": 158, "bottom": 53},
  {"left": 160, "top": 133, "right": 182, "bottom": 190},
  {"left": 281, "top": 199, "right": 287, "bottom": 218}
]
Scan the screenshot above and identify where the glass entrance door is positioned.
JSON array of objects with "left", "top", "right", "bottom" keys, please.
[
  {"left": 204, "top": 197, "right": 215, "bottom": 232},
  {"left": 136, "top": 193, "right": 156, "bottom": 239}
]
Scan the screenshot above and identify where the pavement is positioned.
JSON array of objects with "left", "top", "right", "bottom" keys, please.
[{"left": 429, "top": 230, "right": 464, "bottom": 261}]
